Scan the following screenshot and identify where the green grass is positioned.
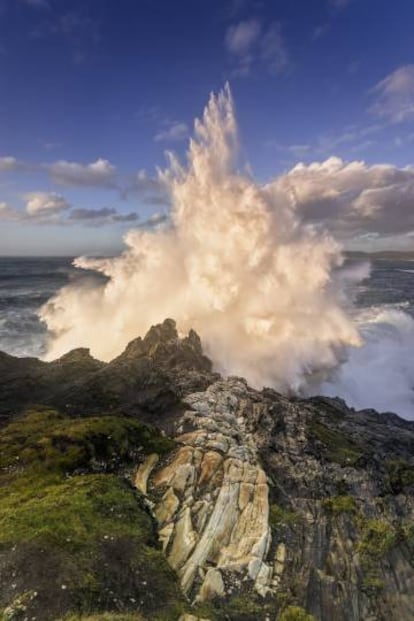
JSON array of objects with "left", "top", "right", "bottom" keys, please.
[
  {"left": 0, "top": 407, "right": 174, "bottom": 477},
  {"left": 0, "top": 473, "right": 153, "bottom": 548},
  {"left": 0, "top": 407, "right": 182, "bottom": 621}
]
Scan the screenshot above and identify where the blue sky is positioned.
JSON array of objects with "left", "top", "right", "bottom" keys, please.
[{"left": 1, "top": 0, "right": 414, "bottom": 254}]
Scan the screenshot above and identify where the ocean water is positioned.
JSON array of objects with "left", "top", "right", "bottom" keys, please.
[
  {"left": 0, "top": 257, "right": 78, "bottom": 358},
  {"left": 356, "top": 259, "right": 414, "bottom": 316},
  {"left": 0, "top": 255, "right": 413, "bottom": 417},
  {"left": 318, "top": 257, "right": 414, "bottom": 418}
]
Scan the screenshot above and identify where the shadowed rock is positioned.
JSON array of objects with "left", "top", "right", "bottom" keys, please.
[{"left": 0, "top": 319, "right": 218, "bottom": 426}]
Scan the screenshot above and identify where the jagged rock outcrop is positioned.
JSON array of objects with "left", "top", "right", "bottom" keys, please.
[
  {"left": 0, "top": 318, "right": 217, "bottom": 428},
  {"left": 137, "top": 378, "right": 274, "bottom": 600},
  {"left": 1, "top": 319, "right": 414, "bottom": 621},
  {"left": 135, "top": 366, "right": 414, "bottom": 620}
]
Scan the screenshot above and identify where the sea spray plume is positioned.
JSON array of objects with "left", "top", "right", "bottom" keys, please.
[{"left": 40, "top": 84, "right": 361, "bottom": 393}]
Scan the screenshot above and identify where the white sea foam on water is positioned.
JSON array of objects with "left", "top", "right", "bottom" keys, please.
[
  {"left": 38, "top": 85, "right": 414, "bottom": 418},
  {"left": 319, "top": 306, "right": 414, "bottom": 418}
]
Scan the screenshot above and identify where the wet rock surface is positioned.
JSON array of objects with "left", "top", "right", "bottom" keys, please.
[{"left": 1, "top": 319, "right": 414, "bottom": 620}]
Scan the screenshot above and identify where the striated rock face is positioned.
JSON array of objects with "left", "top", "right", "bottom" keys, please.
[
  {"left": 132, "top": 322, "right": 414, "bottom": 620},
  {"left": 252, "top": 391, "right": 414, "bottom": 621},
  {"left": 1, "top": 319, "right": 414, "bottom": 620},
  {"left": 137, "top": 379, "right": 274, "bottom": 600}
]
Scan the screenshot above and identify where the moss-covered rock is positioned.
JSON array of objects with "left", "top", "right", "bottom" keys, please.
[
  {"left": 0, "top": 408, "right": 183, "bottom": 621},
  {"left": 384, "top": 458, "right": 414, "bottom": 494},
  {"left": 59, "top": 612, "right": 191, "bottom": 621},
  {"left": 308, "top": 420, "right": 363, "bottom": 467},
  {"left": 357, "top": 518, "right": 397, "bottom": 557},
  {"left": 278, "top": 606, "right": 316, "bottom": 621},
  {"left": 269, "top": 503, "right": 300, "bottom": 529},
  {"left": 0, "top": 406, "right": 174, "bottom": 477},
  {"left": 322, "top": 495, "right": 356, "bottom": 515},
  {"left": 356, "top": 517, "right": 397, "bottom": 594},
  {"left": 218, "top": 594, "right": 276, "bottom": 621}
]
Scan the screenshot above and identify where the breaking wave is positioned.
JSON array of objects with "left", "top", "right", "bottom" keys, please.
[{"left": 39, "top": 85, "right": 414, "bottom": 417}]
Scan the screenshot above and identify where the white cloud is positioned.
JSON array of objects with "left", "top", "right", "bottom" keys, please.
[
  {"left": 370, "top": 65, "right": 414, "bottom": 123},
  {"left": 0, "top": 156, "right": 19, "bottom": 172},
  {"left": 124, "top": 169, "right": 169, "bottom": 205},
  {"left": 0, "top": 195, "right": 139, "bottom": 227},
  {"left": 0, "top": 156, "right": 117, "bottom": 188},
  {"left": 0, "top": 202, "right": 20, "bottom": 221},
  {"left": 69, "top": 207, "right": 138, "bottom": 224},
  {"left": 288, "top": 144, "right": 312, "bottom": 157},
  {"left": 154, "top": 122, "right": 189, "bottom": 143},
  {"left": 133, "top": 169, "right": 161, "bottom": 191},
  {"left": 0, "top": 154, "right": 168, "bottom": 205},
  {"left": 270, "top": 123, "right": 383, "bottom": 160},
  {"left": 43, "top": 142, "right": 62, "bottom": 151},
  {"left": 68, "top": 207, "right": 115, "bottom": 221},
  {"left": 47, "top": 158, "right": 117, "bottom": 187},
  {"left": 0, "top": 193, "right": 70, "bottom": 224},
  {"left": 268, "top": 156, "right": 414, "bottom": 238},
  {"left": 225, "top": 19, "right": 289, "bottom": 76},
  {"left": 140, "top": 212, "right": 167, "bottom": 227},
  {"left": 225, "top": 18, "right": 261, "bottom": 56},
  {"left": 313, "top": 1, "right": 353, "bottom": 42},
  {"left": 315, "top": 124, "right": 382, "bottom": 153},
  {"left": 25, "top": 192, "right": 70, "bottom": 217},
  {"left": 260, "top": 23, "right": 289, "bottom": 75}
]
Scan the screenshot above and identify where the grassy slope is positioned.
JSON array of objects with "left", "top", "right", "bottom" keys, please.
[{"left": 0, "top": 407, "right": 186, "bottom": 621}]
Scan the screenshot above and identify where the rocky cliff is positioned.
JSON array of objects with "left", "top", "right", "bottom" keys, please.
[{"left": 0, "top": 319, "right": 413, "bottom": 621}]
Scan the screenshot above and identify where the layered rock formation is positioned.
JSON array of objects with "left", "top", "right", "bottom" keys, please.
[
  {"left": 138, "top": 379, "right": 274, "bottom": 600},
  {"left": 1, "top": 319, "right": 414, "bottom": 620}
]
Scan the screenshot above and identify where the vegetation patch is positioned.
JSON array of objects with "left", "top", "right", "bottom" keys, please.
[
  {"left": 358, "top": 518, "right": 397, "bottom": 557},
  {"left": 269, "top": 503, "right": 300, "bottom": 530},
  {"left": 278, "top": 605, "right": 316, "bottom": 621},
  {"left": 1, "top": 590, "right": 38, "bottom": 621},
  {"left": 384, "top": 458, "right": 414, "bottom": 494},
  {"left": 0, "top": 407, "right": 182, "bottom": 621},
  {"left": 219, "top": 593, "right": 276, "bottom": 621},
  {"left": 322, "top": 495, "right": 356, "bottom": 515},
  {"left": 0, "top": 407, "right": 174, "bottom": 479},
  {"left": 356, "top": 517, "right": 397, "bottom": 594},
  {"left": 401, "top": 522, "right": 414, "bottom": 546},
  {"left": 60, "top": 613, "right": 191, "bottom": 621},
  {"left": 308, "top": 420, "right": 363, "bottom": 466}
]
